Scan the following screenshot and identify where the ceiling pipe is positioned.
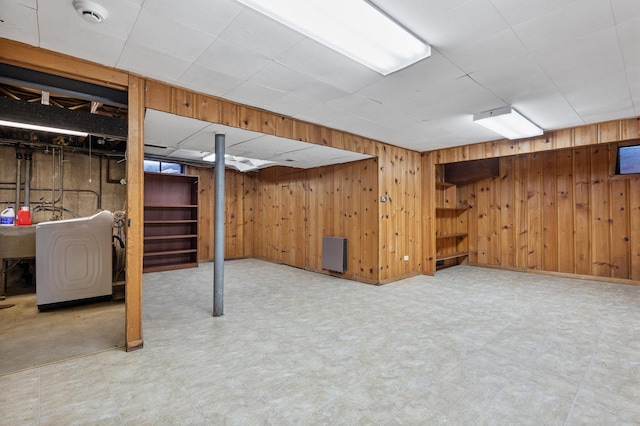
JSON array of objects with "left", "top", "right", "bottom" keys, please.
[
  {"left": 23, "top": 150, "right": 32, "bottom": 208},
  {"left": 15, "top": 150, "right": 22, "bottom": 208}
]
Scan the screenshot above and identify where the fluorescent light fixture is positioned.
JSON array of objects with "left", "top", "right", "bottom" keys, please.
[
  {"left": 235, "top": 0, "right": 431, "bottom": 75},
  {"left": 0, "top": 119, "right": 89, "bottom": 137},
  {"left": 473, "top": 107, "right": 543, "bottom": 140},
  {"left": 203, "top": 153, "right": 276, "bottom": 172}
]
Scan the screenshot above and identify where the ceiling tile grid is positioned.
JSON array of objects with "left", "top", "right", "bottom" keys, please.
[{"left": 2, "top": 0, "right": 640, "bottom": 155}]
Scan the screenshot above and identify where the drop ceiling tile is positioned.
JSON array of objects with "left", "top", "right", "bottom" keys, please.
[
  {"left": 444, "top": 28, "right": 529, "bottom": 74},
  {"left": 296, "top": 103, "right": 352, "bottom": 125},
  {"left": 144, "top": 109, "right": 210, "bottom": 147},
  {"left": 276, "top": 38, "right": 348, "bottom": 79},
  {"left": 628, "top": 66, "right": 640, "bottom": 101},
  {"left": 512, "top": 88, "right": 583, "bottom": 130},
  {"left": 534, "top": 28, "right": 624, "bottom": 88},
  {"left": 117, "top": 44, "right": 191, "bottom": 82},
  {"left": 178, "top": 64, "right": 243, "bottom": 98},
  {"left": 219, "top": 8, "right": 304, "bottom": 58},
  {"left": 196, "top": 38, "right": 271, "bottom": 80},
  {"left": 144, "top": 146, "right": 175, "bottom": 157},
  {"left": 371, "top": 0, "right": 471, "bottom": 43},
  {"left": 0, "top": 1, "right": 39, "bottom": 46},
  {"left": 357, "top": 50, "right": 464, "bottom": 102},
  {"left": 513, "top": 0, "right": 614, "bottom": 52},
  {"left": 317, "top": 56, "right": 383, "bottom": 93},
  {"left": 611, "top": 0, "right": 640, "bottom": 24},
  {"left": 559, "top": 71, "right": 633, "bottom": 116},
  {"left": 39, "top": 0, "right": 141, "bottom": 42},
  {"left": 470, "top": 57, "right": 554, "bottom": 101},
  {"left": 617, "top": 17, "right": 640, "bottom": 64},
  {"left": 422, "top": 0, "right": 510, "bottom": 51},
  {"left": 141, "top": 0, "right": 242, "bottom": 36},
  {"left": 37, "top": 0, "right": 134, "bottom": 66},
  {"left": 178, "top": 125, "right": 263, "bottom": 151},
  {"left": 249, "top": 62, "right": 314, "bottom": 92},
  {"left": 9, "top": 0, "right": 36, "bottom": 7},
  {"left": 389, "top": 76, "right": 500, "bottom": 121},
  {"left": 167, "top": 149, "right": 211, "bottom": 161},
  {"left": 224, "top": 81, "right": 286, "bottom": 109},
  {"left": 265, "top": 93, "right": 322, "bottom": 117},
  {"left": 324, "top": 95, "right": 384, "bottom": 117},
  {"left": 489, "top": 0, "right": 577, "bottom": 26},
  {"left": 127, "top": 8, "right": 215, "bottom": 62}
]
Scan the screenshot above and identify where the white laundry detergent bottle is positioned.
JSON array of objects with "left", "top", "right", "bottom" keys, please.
[{"left": 1, "top": 206, "right": 15, "bottom": 226}]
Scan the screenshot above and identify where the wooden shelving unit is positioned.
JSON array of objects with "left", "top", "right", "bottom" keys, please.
[
  {"left": 143, "top": 172, "right": 199, "bottom": 273},
  {"left": 435, "top": 169, "right": 468, "bottom": 270}
]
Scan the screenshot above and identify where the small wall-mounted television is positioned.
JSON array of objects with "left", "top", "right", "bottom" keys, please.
[{"left": 616, "top": 144, "right": 640, "bottom": 175}]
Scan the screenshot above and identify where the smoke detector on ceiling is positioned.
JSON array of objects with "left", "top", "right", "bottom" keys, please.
[{"left": 72, "top": 0, "right": 109, "bottom": 23}]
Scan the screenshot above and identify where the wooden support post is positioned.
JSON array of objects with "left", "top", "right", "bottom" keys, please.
[{"left": 125, "top": 75, "right": 144, "bottom": 351}]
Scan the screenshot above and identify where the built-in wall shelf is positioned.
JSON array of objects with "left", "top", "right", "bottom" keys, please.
[
  {"left": 436, "top": 251, "right": 469, "bottom": 261},
  {"left": 435, "top": 179, "right": 469, "bottom": 270},
  {"left": 143, "top": 172, "right": 199, "bottom": 273}
]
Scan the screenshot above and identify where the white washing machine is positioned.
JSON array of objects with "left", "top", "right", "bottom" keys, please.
[{"left": 36, "top": 210, "right": 113, "bottom": 310}]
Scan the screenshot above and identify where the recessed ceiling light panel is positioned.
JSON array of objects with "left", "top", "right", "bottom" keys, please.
[
  {"left": 235, "top": 0, "right": 431, "bottom": 75},
  {"left": 473, "top": 107, "right": 543, "bottom": 140},
  {"left": 72, "top": 0, "right": 109, "bottom": 23}
]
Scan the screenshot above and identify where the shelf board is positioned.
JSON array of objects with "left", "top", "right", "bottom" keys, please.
[
  {"left": 436, "top": 251, "right": 468, "bottom": 261},
  {"left": 143, "top": 249, "right": 197, "bottom": 257},
  {"left": 144, "top": 234, "right": 197, "bottom": 241},
  {"left": 144, "top": 204, "right": 197, "bottom": 208},
  {"left": 144, "top": 220, "right": 198, "bottom": 224},
  {"left": 436, "top": 233, "right": 468, "bottom": 239},
  {"left": 435, "top": 181, "right": 455, "bottom": 189},
  {"left": 143, "top": 262, "right": 198, "bottom": 273}
]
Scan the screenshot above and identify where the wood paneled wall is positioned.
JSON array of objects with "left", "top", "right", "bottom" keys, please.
[
  {"left": 434, "top": 118, "right": 640, "bottom": 164},
  {"left": 145, "top": 79, "right": 423, "bottom": 284},
  {"left": 377, "top": 145, "right": 423, "bottom": 283},
  {"left": 461, "top": 145, "right": 640, "bottom": 282},
  {"left": 184, "top": 166, "right": 248, "bottom": 261},
  {"left": 245, "top": 161, "right": 379, "bottom": 283}
]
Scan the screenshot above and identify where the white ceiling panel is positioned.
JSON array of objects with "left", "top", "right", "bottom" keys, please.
[
  {"left": 144, "top": 110, "right": 371, "bottom": 169},
  {"left": 178, "top": 125, "right": 263, "bottom": 152},
  {"left": 513, "top": 0, "right": 614, "bottom": 52},
  {"left": 534, "top": 28, "right": 624, "bottom": 88},
  {"left": 371, "top": 0, "right": 474, "bottom": 43},
  {"left": 144, "top": 109, "right": 211, "bottom": 147},
  {"left": 177, "top": 64, "right": 243, "bottom": 97},
  {"left": 489, "top": 0, "right": 577, "bottom": 26},
  {"left": 141, "top": 0, "right": 242, "bottom": 37},
  {"left": 196, "top": 38, "right": 271, "bottom": 81},
  {"left": 358, "top": 50, "right": 465, "bottom": 102},
  {"left": 276, "top": 38, "right": 349, "bottom": 80},
  {"left": 2, "top": 0, "right": 640, "bottom": 153},
  {"left": 0, "top": 0, "right": 38, "bottom": 46},
  {"left": 611, "top": 0, "right": 640, "bottom": 24},
  {"left": 126, "top": 8, "right": 216, "bottom": 62},
  {"left": 117, "top": 44, "right": 191, "bottom": 83},
  {"left": 617, "top": 17, "right": 640, "bottom": 64},
  {"left": 248, "top": 62, "right": 314, "bottom": 93},
  {"left": 420, "top": 0, "right": 510, "bottom": 51},
  {"left": 470, "top": 57, "right": 555, "bottom": 101},
  {"left": 443, "top": 28, "right": 529, "bottom": 74},
  {"left": 514, "top": 88, "right": 584, "bottom": 130},
  {"left": 224, "top": 81, "right": 286, "bottom": 108},
  {"left": 219, "top": 8, "right": 304, "bottom": 58}
]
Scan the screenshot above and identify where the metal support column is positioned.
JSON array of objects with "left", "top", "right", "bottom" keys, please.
[{"left": 213, "top": 133, "right": 225, "bottom": 317}]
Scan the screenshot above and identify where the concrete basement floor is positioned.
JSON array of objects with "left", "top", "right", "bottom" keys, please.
[
  {"left": 1, "top": 259, "right": 639, "bottom": 424},
  {"left": 0, "top": 292, "right": 124, "bottom": 375}
]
